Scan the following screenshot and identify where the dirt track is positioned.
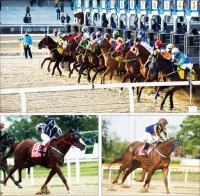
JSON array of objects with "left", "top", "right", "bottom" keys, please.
[
  {"left": 102, "top": 179, "right": 199, "bottom": 196},
  {"left": 0, "top": 55, "right": 199, "bottom": 113},
  {"left": 1, "top": 176, "right": 98, "bottom": 196}
]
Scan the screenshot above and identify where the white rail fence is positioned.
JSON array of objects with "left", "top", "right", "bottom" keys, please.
[
  {"left": 102, "top": 164, "right": 200, "bottom": 186},
  {"left": 1, "top": 81, "right": 200, "bottom": 113}
]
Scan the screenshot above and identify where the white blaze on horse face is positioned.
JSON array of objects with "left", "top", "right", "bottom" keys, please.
[{"left": 79, "top": 138, "right": 86, "bottom": 146}]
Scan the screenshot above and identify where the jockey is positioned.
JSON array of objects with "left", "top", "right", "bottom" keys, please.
[
  {"left": 143, "top": 118, "right": 169, "bottom": 152},
  {"left": 36, "top": 118, "right": 63, "bottom": 153},
  {"left": 56, "top": 31, "right": 64, "bottom": 46},
  {"left": 82, "top": 26, "right": 90, "bottom": 39},
  {"left": 144, "top": 39, "right": 164, "bottom": 77},
  {"left": 95, "top": 31, "right": 102, "bottom": 40},
  {"left": 171, "top": 48, "right": 193, "bottom": 79},
  {"left": 162, "top": 43, "right": 174, "bottom": 61}
]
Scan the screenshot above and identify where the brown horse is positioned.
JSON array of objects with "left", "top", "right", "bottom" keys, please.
[
  {"left": 109, "top": 138, "right": 183, "bottom": 194},
  {"left": 74, "top": 40, "right": 106, "bottom": 84},
  {"left": 96, "top": 37, "right": 131, "bottom": 84},
  {"left": 1, "top": 129, "right": 86, "bottom": 194}
]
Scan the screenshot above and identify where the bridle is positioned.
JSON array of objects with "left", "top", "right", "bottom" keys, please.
[{"left": 60, "top": 132, "right": 81, "bottom": 148}]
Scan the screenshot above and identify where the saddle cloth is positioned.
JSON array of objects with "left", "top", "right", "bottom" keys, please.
[
  {"left": 31, "top": 143, "right": 48, "bottom": 158},
  {"left": 177, "top": 67, "right": 196, "bottom": 81},
  {"left": 138, "top": 143, "right": 157, "bottom": 156}
]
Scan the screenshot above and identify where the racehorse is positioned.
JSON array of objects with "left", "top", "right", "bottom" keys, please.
[
  {"left": 0, "top": 133, "right": 22, "bottom": 188},
  {"left": 109, "top": 138, "right": 183, "bottom": 194},
  {"left": 74, "top": 39, "right": 105, "bottom": 84},
  {"left": 148, "top": 52, "right": 199, "bottom": 110},
  {"left": 95, "top": 37, "right": 129, "bottom": 84},
  {"left": 38, "top": 35, "right": 74, "bottom": 76},
  {"left": 0, "top": 129, "right": 86, "bottom": 194}
]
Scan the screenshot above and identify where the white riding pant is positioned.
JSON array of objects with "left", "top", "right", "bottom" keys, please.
[
  {"left": 41, "top": 133, "right": 50, "bottom": 146},
  {"left": 144, "top": 132, "right": 159, "bottom": 144},
  {"left": 180, "top": 63, "right": 193, "bottom": 70}
]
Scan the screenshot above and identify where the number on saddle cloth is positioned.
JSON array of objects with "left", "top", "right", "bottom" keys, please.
[
  {"left": 145, "top": 124, "right": 157, "bottom": 134},
  {"left": 31, "top": 143, "right": 48, "bottom": 158}
]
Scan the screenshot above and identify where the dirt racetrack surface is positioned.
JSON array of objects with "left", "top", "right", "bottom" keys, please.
[
  {"left": 1, "top": 176, "right": 98, "bottom": 196},
  {"left": 102, "top": 179, "right": 199, "bottom": 196},
  {"left": 0, "top": 55, "right": 199, "bottom": 113}
]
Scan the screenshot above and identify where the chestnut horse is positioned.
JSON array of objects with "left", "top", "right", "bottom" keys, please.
[
  {"left": 110, "top": 138, "right": 183, "bottom": 194},
  {"left": 96, "top": 37, "right": 131, "bottom": 84},
  {"left": 1, "top": 129, "right": 86, "bottom": 194}
]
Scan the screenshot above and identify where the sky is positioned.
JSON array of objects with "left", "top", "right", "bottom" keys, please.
[{"left": 102, "top": 114, "right": 191, "bottom": 142}]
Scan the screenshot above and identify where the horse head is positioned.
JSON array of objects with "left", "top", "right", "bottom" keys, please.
[
  {"left": 38, "top": 35, "right": 57, "bottom": 49},
  {"left": 164, "top": 137, "right": 183, "bottom": 156},
  {"left": 0, "top": 133, "right": 15, "bottom": 153},
  {"left": 63, "top": 129, "right": 86, "bottom": 151}
]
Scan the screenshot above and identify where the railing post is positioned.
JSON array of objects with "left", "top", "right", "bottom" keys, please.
[
  {"left": 75, "top": 158, "right": 80, "bottom": 184},
  {"left": 128, "top": 86, "right": 134, "bottom": 113},
  {"left": 20, "top": 92, "right": 27, "bottom": 113},
  {"left": 67, "top": 159, "right": 72, "bottom": 186}
]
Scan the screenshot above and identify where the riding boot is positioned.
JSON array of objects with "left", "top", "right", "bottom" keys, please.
[
  {"left": 143, "top": 143, "right": 150, "bottom": 166},
  {"left": 38, "top": 145, "right": 45, "bottom": 154}
]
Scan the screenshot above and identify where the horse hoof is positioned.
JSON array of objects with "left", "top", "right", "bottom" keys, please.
[
  {"left": 67, "top": 190, "right": 72, "bottom": 194},
  {"left": 17, "top": 184, "right": 23, "bottom": 189}
]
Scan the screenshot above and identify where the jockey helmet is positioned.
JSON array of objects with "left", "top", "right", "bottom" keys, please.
[
  {"left": 104, "top": 33, "right": 111, "bottom": 40},
  {"left": 171, "top": 48, "right": 179, "bottom": 55},
  {"left": 116, "top": 37, "right": 124, "bottom": 45},
  {"left": 166, "top": 44, "right": 174, "bottom": 50},
  {"left": 155, "top": 39, "right": 163, "bottom": 48},
  {"left": 57, "top": 31, "right": 63, "bottom": 38},
  {"left": 158, "top": 118, "right": 168, "bottom": 128},
  {"left": 96, "top": 31, "right": 102, "bottom": 37},
  {"left": 0, "top": 122, "right": 5, "bottom": 130},
  {"left": 113, "top": 31, "right": 120, "bottom": 37},
  {"left": 45, "top": 118, "right": 55, "bottom": 129},
  {"left": 82, "top": 26, "right": 88, "bottom": 33}
]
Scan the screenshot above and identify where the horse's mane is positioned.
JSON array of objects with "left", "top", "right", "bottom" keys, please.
[
  {"left": 137, "top": 44, "right": 151, "bottom": 56},
  {"left": 51, "top": 129, "right": 73, "bottom": 142}
]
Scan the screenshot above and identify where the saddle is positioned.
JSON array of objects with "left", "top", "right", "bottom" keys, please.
[
  {"left": 31, "top": 143, "right": 48, "bottom": 158},
  {"left": 138, "top": 143, "right": 157, "bottom": 156}
]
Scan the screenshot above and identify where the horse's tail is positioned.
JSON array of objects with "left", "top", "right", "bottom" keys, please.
[{"left": 108, "top": 156, "right": 123, "bottom": 168}]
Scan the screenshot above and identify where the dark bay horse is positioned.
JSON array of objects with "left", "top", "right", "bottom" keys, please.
[
  {"left": 1, "top": 129, "right": 86, "bottom": 194},
  {"left": 0, "top": 133, "right": 22, "bottom": 188},
  {"left": 110, "top": 138, "right": 183, "bottom": 194},
  {"left": 148, "top": 53, "right": 199, "bottom": 110},
  {"left": 75, "top": 40, "right": 106, "bottom": 84},
  {"left": 38, "top": 35, "right": 74, "bottom": 76}
]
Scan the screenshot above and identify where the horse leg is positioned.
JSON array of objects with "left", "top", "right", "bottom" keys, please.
[
  {"left": 134, "top": 168, "right": 146, "bottom": 182},
  {"left": 162, "top": 167, "right": 170, "bottom": 194},
  {"left": 101, "top": 66, "right": 111, "bottom": 84},
  {"left": 137, "top": 87, "right": 145, "bottom": 102},
  {"left": 169, "top": 91, "right": 174, "bottom": 110},
  {"left": 2, "top": 164, "right": 19, "bottom": 185},
  {"left": 121, "top": 160, "right": 141, "bottom": 184},
  {"left": 160, "top": 90, "right": 171, "bottom": 110},
  {"left": 47, "top": 60, "right": 54, "bottom": 72},
  {"left": 4, "top": 164, "right": 22, "bottom": 188},
  {"left": 141, "top": 168, "right": 155, "bottom": 193},
  {"left": 87, "top": 67, "right": 93, "bottom": 83},
  {"left": 41, "top": 57, "right": 51, "bottom": 69},
  {"left": 92, "top": 67, "right": 106, "bottom": 85},
  {"left": 109, "top": 68, "right": 115, "bottom": 84},
  {"left": 36, "top": 169, "right": 56, "bottom": 195},
  {"left": 120, "top": 72, "right": 130, "bottom": 92},
  {"left": 53, "top": 164, "right": 70, "bottom": 192},
  {"left": 112, "top": 165, "right": 124, "bottom": 184},
  {"left": 78, "top": 63, "right": 87, "bottom": 83},
  {"left": 57, "top": 62, "right": 62, "bottom": 76},
  {"left": 69, "top": 62, "right": 77, "bottom": 78}
]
